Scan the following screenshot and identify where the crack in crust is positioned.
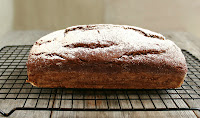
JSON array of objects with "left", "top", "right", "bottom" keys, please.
[
  {"left": 64, "top": 25, "right": 164, "bottom": 40},
  {"left": 35, "top": 38, "right": 57, "bottom": 46},
  {"left": 118, "top": 50, "right": 166, "bottom": 59},
  {"left": 78, "top": 58, "right": 88, "bottom": 62},
  {"left": 122, "top": 26, "right": 164, "bottom": 40},
  {"left": 63, "top": 41, "right": 117, "bottom": 49},
  {"left": 65, "top": 25, "right": 96, "bottom": 33},
  {"left": 33, "top": 53, "right": 66, "bottom": 60},
  {"left": 33, "top": 52, "right": 45, "bottom": 56},
  {"left": 45, "top": 53, "right": 66, "bottom": 59}
]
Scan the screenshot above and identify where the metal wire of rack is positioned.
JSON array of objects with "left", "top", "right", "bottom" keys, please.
[{"left": 0, "top": 45, "right": 199, "bottom": 117}]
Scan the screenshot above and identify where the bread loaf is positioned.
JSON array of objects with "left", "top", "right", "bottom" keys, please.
[{"left": 26, "top": 24, "right": 187, "bottom": 89}]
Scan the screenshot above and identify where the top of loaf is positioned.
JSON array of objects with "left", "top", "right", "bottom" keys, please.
[{"left": 28, "top": 24, "right": 187, "bottom": 71}]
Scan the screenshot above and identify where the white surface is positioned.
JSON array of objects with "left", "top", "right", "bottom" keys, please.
[{"left": 28, "top": 25, "right": 186, "bottom": 71}]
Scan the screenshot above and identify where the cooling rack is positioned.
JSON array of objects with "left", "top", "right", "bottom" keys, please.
[{"left": 0, "top": 45, "right": 199, "bottom": 117}]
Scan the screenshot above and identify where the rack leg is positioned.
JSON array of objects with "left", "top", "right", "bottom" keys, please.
[{"left": 0, "top": 108, "right": 16, "bottom": 117}]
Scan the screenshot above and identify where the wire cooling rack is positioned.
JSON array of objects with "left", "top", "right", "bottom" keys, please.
[{"left": 0, "top": 45, "right": 200, "bottom": 117}]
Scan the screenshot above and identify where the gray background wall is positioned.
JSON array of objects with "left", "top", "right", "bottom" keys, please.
[{"left": 0, "top": 0, "right": 200, "bottom": 38}]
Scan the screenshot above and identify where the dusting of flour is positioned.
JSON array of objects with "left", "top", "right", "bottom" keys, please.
[{"left": 28, "top": 24, "right": 186, "bottom": 68}]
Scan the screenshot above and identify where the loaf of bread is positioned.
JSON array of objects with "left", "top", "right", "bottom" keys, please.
[{"left": 26, "top": 24, "right": 187, "bottom": 89}]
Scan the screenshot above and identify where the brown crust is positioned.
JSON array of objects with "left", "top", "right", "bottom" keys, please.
[
  {"left": 27, "top": 57, "right": 185, "bottom": 74},
  {"left": 27, "top": 71, "right": 185, "bottom": 89},
  {"left": 26, "top": 56, "right": 187, "bottom": 89}
]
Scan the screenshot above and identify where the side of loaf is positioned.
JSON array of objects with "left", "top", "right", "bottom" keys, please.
[{"left": 26, "top": 24, "right": 187, "bottom": 89}]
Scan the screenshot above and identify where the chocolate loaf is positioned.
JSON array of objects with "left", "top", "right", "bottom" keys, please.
[{"left": 26, "top": 24, "right": 187, "bottom": 89}]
